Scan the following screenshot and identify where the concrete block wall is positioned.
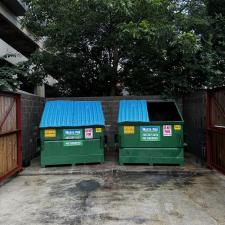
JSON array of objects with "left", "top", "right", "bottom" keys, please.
[
  {"left": 21, "top": 92, "right": 45, "bottom": 164},
  {"left": 49, "top": 96, "right": 183, "bottom": 149}
]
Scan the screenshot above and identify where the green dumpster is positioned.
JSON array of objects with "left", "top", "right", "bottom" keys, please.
[
  {"left": 118, "top": 100, "right": 184, "bottom": 165},
  {"left": 40, "top": 100, "right": 105, "bottom": 167}
]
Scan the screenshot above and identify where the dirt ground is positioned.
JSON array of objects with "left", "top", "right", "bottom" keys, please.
[{"left": 0, "top": 166, "right": 225, "bottom": 225}]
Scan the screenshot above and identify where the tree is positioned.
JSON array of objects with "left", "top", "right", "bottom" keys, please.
[
  {"left": 207, "top": 0, "right": 225, "bottom": 16},
  {"left": 205, "top": 0, "right": 225, "bottom": 87},
  {"left": 20, "top": 0, "right": 225, "bottom": 96},
  {"left": 0, "top": 66, "right": 22, "bottom": 91}
]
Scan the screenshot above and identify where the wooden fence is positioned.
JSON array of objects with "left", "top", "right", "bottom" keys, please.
[
  {"left": 207, "top": 87, "right": 225, "bottom": 174},
  {"left": 0, "top": 92, "right": 22, "bottom": 182}
]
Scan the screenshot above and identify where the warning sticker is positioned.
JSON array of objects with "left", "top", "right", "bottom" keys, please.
[
  {"left": 163, "top": 125, "right": 172, "bottom": 137},
  {"left": 44, "top": 129, "right": 56, "bottom": 138},
  {"left": 174, "top": 125, "right": 182, "bottom": 131},
  {"left": 96, "top": 128, "right": 102, "bottom": 133},
  {"left": 63, "top": 129, "right": 82, "bottom": 139},
  {"left": 85, "top": 128, "right": 93, "bottom": 139},
  {"left": 64, "top": 140, "right": 83, "bottom": 147},
  {"left": 124, "top": 126, "right": 135, "bottom": 134},
  {"left": 140, "top": 126, "right": 160, "bottom": 141}
]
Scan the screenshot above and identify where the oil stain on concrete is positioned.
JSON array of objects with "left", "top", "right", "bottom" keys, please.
[{"left": 0, "top": 171, "right": 225, "bottom": 225}]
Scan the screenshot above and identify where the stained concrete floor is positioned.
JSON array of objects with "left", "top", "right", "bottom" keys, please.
[{"left": 0, "top": 167, "right": 225, "bottom": 225}]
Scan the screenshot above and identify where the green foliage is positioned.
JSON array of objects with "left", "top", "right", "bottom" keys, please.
[
  {"left": 0, "top": 66, "right": 22, "bottom": 91},
  {"left": 19, "top": 0, "right": 225, "bottom": 96},
  {"left": 207, "top": 0, "right": 225, "bottom": 16}
]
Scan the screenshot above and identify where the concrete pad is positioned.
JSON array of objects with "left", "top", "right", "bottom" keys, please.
[
  {"left": 21, "top": 153, "right": 208, "bottom": 176},
  {"left": 0, "top": 170, "right": 225, "bottom": 225}
]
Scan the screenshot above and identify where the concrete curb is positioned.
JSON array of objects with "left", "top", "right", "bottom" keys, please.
[{"left": 19, "top": 167, "right": 212, "bottom": 176}]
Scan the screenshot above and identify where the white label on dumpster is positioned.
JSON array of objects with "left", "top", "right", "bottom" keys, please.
[
  {"left": 163, "top": 125, "right": 172, "bottom": 137},
  {"left": 64, "top": 140, "right": 83, "bottom": 147},
  {"left": 140, "top": 126, "right": 160, "bottom": 141},
  {"left": 85, "top": 128, "right": 93, "bottom": 139},
  {"left": 63, "top": 129, "right": 82, "bottom": 139}
]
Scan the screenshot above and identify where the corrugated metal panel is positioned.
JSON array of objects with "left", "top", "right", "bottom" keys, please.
[
  {"left": 40, "top": 101, "right": 105, "bottom": 128},
  {"left": 118, "top": 100, "right": 149, "bottom": 123}
]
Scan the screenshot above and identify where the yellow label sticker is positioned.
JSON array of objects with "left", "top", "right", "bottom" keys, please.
[
  {"left": 174, "top": 125, "right": 182, "bottom": 131},
  {"left": 124, "top": 126, "right": 135, "bottom": 134},
  {"left": 96, "top": 128, "right": 102, "bottom": 133},
  {"left": 44, "top": 129, "right": 56, "bottom": 138}
]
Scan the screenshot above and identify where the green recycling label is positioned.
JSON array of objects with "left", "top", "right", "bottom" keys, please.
[
  {"left": 140, "top": 126, "right": 160, "bottom": 142},
  {"left": 63, "top": 129, "right": 83, "bottom": 139},
  {"left": 63, "top": 140, "right": 83, "bottom": 147}
]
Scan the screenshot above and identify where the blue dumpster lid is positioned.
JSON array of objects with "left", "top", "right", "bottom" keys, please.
[
  {"left": 118, "top": 100, "right": 150, "bottom": 123},
  {"left": 40, "top": 100, "right": 105, "bottom": 128}
]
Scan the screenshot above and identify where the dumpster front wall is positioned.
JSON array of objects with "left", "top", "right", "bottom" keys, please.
[
  {"left": 40, "top": 126, "right": 105, "bottom": 167},
  {"left": 119, "top": 123, "right": 184, "bottom": 148},
  {"left": 40, "top": 127, "right": 104, "bottom": 141},
  {"left": 41, "top": 139, "right": 104, "bottom": 166}
]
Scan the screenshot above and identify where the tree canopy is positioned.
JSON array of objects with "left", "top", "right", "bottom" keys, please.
[
  {"left": 0, "top": 66, "right": 22, "bottom": 91},
  {"left": 3, "top": 0, "right": 225, "bottom": 96}
]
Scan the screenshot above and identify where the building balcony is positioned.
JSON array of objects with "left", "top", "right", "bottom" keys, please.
[
  {"left": 0, "top": 39, "right": 27, "bottom": 65},
  {"left": 1, "top": 0, "right": 26, "bottom": 16},
  {"left": 0, "top": 1, "right": 38, "bottom": 57}
]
